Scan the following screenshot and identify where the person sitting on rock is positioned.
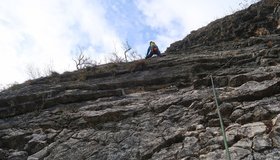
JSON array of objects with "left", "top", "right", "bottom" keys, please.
[{"left": 145, "top": 41, "right": 162, "bottom": 59}]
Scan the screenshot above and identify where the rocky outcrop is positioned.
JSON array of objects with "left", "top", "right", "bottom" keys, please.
[
  {"left": 1, "top": 0, "right": 280, "bottom": 159},
  {"left": 166, "top": 0, "right": 280, "bottom": 53}
]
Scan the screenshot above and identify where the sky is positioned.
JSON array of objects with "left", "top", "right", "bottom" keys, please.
[{"left": 0, "top": 0, "right": 259, "bottom": 88}]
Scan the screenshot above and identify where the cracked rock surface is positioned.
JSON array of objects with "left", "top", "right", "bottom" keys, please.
[{"left": 1, "top": 0, "right": 280, "bottom": 159}]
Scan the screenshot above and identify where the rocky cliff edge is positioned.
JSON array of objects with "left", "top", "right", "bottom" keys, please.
[{"left": 1, "top": 0, "right": 280, "bottom": 159}]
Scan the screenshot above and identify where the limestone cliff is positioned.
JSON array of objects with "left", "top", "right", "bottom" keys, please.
[{"left": 1, "top": 0, "right": 280, "bottom": 159}]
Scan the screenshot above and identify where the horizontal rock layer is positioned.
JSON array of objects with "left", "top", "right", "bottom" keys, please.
[{"left": 1, "top": 0, "right": 280, "bottom": 159}]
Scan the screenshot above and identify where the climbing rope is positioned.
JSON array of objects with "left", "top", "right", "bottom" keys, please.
[
  {"left": 210, "top": 75, "right": 231, "bottom": 160},
  {"left": 210, "top": 55, "right": 235, "bottom": 77},
  {"left": 206, "top": 52, "right": 240, "bottom": 159}
]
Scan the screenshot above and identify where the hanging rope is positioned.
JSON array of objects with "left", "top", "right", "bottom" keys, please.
[
  {"left": 210, "top": 74, "right": 231, "bottom": 160},
  {"left": 208, "top": 55, "right": 235, "bottom": 78}
]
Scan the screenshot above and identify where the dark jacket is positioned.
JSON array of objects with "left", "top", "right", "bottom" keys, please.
[{"left": 145, "top": 44, "right": 161, "bottom": 59}]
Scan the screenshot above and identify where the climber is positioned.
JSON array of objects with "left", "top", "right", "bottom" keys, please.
[{"left": 145, "top": 41, "right": 162, "bottom": 59}]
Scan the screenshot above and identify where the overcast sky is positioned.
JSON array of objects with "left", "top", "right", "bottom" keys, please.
[{"left": 0, "top": 0, "right": 259, "bottom": 87}]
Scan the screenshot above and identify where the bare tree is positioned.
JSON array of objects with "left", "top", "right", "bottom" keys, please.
[
  {"left": 73, "top": 46, "right": 97, "bottom": 70},
  {"left": 122, "top": 41, "right": 131, "bottom": 62},
  {"left": 109, "top": 52, "right": 125, "bottom": 63},
  {"left": 128, "top": 50, "right": 142, "bottom": 61},
  {"left": 42, "top": 61, "right": 55, "bottom": 77},
  {"left": 26, "top": 64, "right": 42, "bottom": 79},
  {"left": 122, "top": 41, "right": 142, "bottom": 62},
  {"left": 107, "top": 42, "right": 125, "bottom": 63},
  {"left": 107, "top": 40, "right": 142, "bottom": 63},
  {"left": 26, "top": 63, "right": 57, "bottom": 79}
]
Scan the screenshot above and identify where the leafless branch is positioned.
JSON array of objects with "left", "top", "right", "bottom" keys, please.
[
  {"left": 122, "top": 41, "right": 132, "bottom": 62},
  {"left": 109, "top": 52, "right": 125, "bottom": 63},
  {"left": 73, "top": 46, "right": 97, "bottom": 70},
  {"left": 26, "top": 64, "right": 42, "bottom": 79}
]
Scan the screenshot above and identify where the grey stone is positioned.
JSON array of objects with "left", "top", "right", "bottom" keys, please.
[
  {"left": 219, "top": 103, "right": 234, "bottom": 117},
  {"left": 229, "top": 147, "right": 252, "bottom": 160},
  {"left": 8, "top": 151, "right": 28, "bottom": 160},
  {"left": 233, "top": 138, "right": 253, "bottom": 150},
  {"left": 24, "top": 134, "right": 47, "bottom": 154},
  {"left": 180, "top": 137, "right": 200, "bottom": 157},
  {"left": 0, "top": 1, "right": 280, "bottom": 159},
  {"left": 229, "top": 74, "right": 252, "bottom": 87},
  {"left": 240, "top": 122, "right": 267, "bottom": 138},
  {"left": 0, "top": 149, "right": 8, "bottom": 160},
  {"left": 226, "top": 122, "right": 267, "bottom": 145},
  {"left": 236, "top": 112, "right": 254, "bottom": 124},
  {"left": 230, "top": 109, "right": 245, "bottom": 121},
  {"left": 254, "top": 149, "right": 280, "bottom": 160},
  {"left": 252, "top": 135, "right": 272, "bottom": 151}
]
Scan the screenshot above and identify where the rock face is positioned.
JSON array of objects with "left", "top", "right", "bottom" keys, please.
[
  {"left": 1, "top": 0, "right": 280, "bottom": 160},
  {"left": 166, "top": 0, "right": 280, "bottom": 53}
]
